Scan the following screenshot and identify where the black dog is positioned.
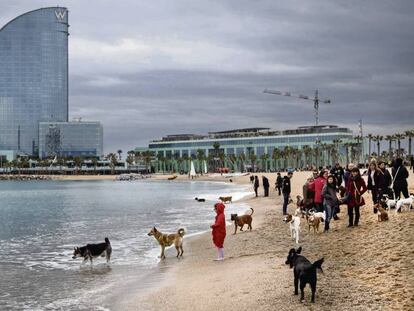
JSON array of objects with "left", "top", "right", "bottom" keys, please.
[
  {"left": 285, "top": 247, "right": 324, "bottom": 303},
  {"left": 72, "top": 237, "right": 112, "bottom": 264},
  {"left": 195, "top": 197, "right": 206, "bottom": 202}
]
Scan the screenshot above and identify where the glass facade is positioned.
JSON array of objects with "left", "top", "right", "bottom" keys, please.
[
  {"left": 0, "top": 7, "right": 69, "bottom": 155},
  {"left": 38, "top": 122, "right": 103, "bottom": 158},
  {"left": 149, "top": 132, "right": 353, "bottom": 157}
]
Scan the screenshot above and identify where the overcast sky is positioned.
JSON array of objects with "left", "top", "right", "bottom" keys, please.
[{"left": 1, "top": 0, "right": 413, "bottom": 153}]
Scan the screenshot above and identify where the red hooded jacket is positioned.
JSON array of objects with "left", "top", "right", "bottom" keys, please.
[
  {"left": 211, "top": 203, "right": 226, "bottom": 248},
  {"left": 309, "top": 176, "right": 327, "bottom": 204}
]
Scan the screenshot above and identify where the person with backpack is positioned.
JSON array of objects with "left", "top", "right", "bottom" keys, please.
[{"left": 392, "top": 158, "right": 409, "bottom": 199}]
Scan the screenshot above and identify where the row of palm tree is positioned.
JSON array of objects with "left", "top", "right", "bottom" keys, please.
[{"left": 365, "top": 130, "right": 414, "bottom": 161}]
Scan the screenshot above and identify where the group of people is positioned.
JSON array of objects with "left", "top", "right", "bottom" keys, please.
[
  {"left": 250, "top": 175, "right": 270, "bottom": 197},
  {"left": 211, "top": 158, "right": 410, "bottom": 260},
  {"left": 282, "top": 158, "right": 410, "bottom": 231}
]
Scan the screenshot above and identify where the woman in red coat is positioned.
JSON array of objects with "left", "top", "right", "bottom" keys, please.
[
  {"left": 309, "top": 169, "right": 328, "bottom": 212},
  {"left": 345, "top": 167, "right": 367, "bottom": 227},
  {"left": 211, "top": 202, "right": 226, "bottom": 261}
]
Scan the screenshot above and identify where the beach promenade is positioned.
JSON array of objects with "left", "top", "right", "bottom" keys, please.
[{"left": 118, "top": 171, "right": 414, "bottom": 311}]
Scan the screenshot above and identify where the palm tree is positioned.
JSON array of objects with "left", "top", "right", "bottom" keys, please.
[
  {"left": 353, "top": 135, "right": 363, "bottom": 163},
  {"left": 404, "top": 130, "right": 414, "bottom": 157},
  {"left": 372, "top": 135, "right": 383, "bottom": 160},
  {"left": 73, "top": 156, "right": 83, "bottom": 174},
  {"left": 260, "top": 153, "right": 269, "bottom": 172},
  {"left": 107, "top": 153, "right": 117, "bottom": 174},
  {"left": 156, "top": 153, "right": 164, "bottom": 173},
  {"left": 238, "top": 152, "right": 246, "bottom": 172},
  {"left": 366, "top": 134, "right": 373, "bottom": 158},
  {"left": 126, "top": 150, "right": 135, "bottom": 168},
  {"left": 301, "top": 145, "right": 312, "bottom": 170},
  {"left": 117, "top": 149, "right": 122, "bottom": 160},
  {"left": 272, "top": 148, "right": 281, "bottom": 171},
  {"left": 248, "top": 151, "right": 257, "bottom": 172},
  {"left": 344, "top": 142, "right": 352, "bottom": 165},
  {"left": 91, "top": 157, "right": 98, "bottom": 173},
  {"left": 384, "top": 135, "right": 395, "bottom": 161},
  {"left": 283, "top": 146, "right": 293, "bottom": 169},
  {"left": 141, "top": 150, "right": 154, "bottom": 174},
  {"left": 196, "top": 149, "right": 206, "bottom": 174},
  {"left": 394, "top": 133, "right": 405, "bottom": 157}
]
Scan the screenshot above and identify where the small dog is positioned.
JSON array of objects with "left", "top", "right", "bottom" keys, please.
[
  {"left": 381, "top": 194, "right": 397, "bottom": 211},
  {"left": 195, "top": 197, "right": 206, "bottom": 202},
  {"left": 231, "top": 208, "right": 254, "bottom": 234},
  {"left": 285, "top": 246, "right": 324, "bottom": 303},
  {"left": 219, "top": 196, "right": 232, "bottom": 204},
  {"left": 375, "top": 203, "right": 389, "bottom": 222},
  {"left": 307, "top": 215, "right": 321, "bottom": 233},
  {"left": 283, "top": 212, "right": 301, "bottom": 244},
  {"left": 396, "top": 194, "right": 414, "bottom": 213},
  {"left": 307, "top": 209, "right": 325, "bottom": 222},
  {"left": 148, "top": 227, "right": 186, "bottom": 259},
  {"left": 72, "top": 237, "right": 112, "bottom": 264}
]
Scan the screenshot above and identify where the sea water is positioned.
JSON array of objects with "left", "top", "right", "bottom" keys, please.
[{"left": 0, "top": 180, "right": 253, "bottom": 310}]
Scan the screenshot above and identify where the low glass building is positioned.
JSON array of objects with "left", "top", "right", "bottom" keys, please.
[
  {"left": 38, "top": 122, "right": 103, "bottom": 158},
  {"left": 145, "top": 125, "right": 357, "bottom": 172},
  {"left": 0, "top": 7, "right": 69, "bottom": 155}
]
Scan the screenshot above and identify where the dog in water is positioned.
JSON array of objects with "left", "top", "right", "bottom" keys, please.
[
  {"left": 231, "top": 208, "right": 254, "bottom": 234},
  {"left": 285, "top": 246, "right": 324, "bottom": 303},
  {"left": 219, "top": 196, "right": 232, "bottom": 204},
  {"left": 195, "top": 197, "right": 206, "bottom": 202},
  {"left": 72, "top": 237, "right": 112, "bottom": 264},
  {"left": 147, "top": 227, "right": 186, "bottom": 259},
  {"left": 283, "top": 211, "right": 301, "bottom": 244}
]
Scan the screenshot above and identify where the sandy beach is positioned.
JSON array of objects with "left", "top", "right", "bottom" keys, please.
[{"left": 113, "top": 170, "right": 414, "bottom": 311}]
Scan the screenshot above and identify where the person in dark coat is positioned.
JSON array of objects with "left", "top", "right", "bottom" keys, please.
[
  {"left": 275, "top": 172, "right": 283, "bottom": 196},
  {"left": 254, "top": 176, "right": 259, "bottom": 197},
  {"left": 262, "top": 176, "right": 270, "bottom": 197},
  {"left": 367, "top": 161, "right": 384, "bottom": 207},
  {"left": 330, "top": 163, "right": 345, "bottom": 187},
  {"left": 410, "top": 156, "right": 414, "bottom": 173},
  {"left": 345, "top": 167, "right": 367, "bottom": 227},
  {"left": 392, "top": 158, "right": 409, "bottom": 199},
  {"left": 282, "top": 172, "right": 293, "bottom": 215},
  {"left": 377, "top": 161, "right": 392, "bottom": 198},
  {"left": 250, "top": 175, "right": 254, "bottom": 184},
  {"left": 322, "top": 175, "right": 339, "bottom": 232}
]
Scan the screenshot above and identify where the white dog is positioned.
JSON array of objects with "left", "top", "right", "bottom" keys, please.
[
  {"left": 307, "top": 208, "right": 326, "bottom": 222},
  {"left": 283, "top": 212, "right": 301, "bottom": 244},
  {"left": 396, "top": 194, "right": 414, "bottom": 213},
  {"left": 382, "top": 194, "right": 397, "bottom": 211}
]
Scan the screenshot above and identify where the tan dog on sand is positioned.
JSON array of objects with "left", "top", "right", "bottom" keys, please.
[
  {"left": 219, "top": 196, "right": 232, "bottom": 204},
  {"left": 308, "top": 215, "right": 321, "bottom": 233},
  {"left": 147, "top": 227, "right": 186, "bottom": 259},
  {"left": 375, "top": 203, "right": 389, "bottom": 222},
  {"left": 231, "top": 208, "right": 254, "bottom": 234}
]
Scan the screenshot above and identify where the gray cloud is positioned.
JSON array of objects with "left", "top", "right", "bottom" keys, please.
[{"left": 1, "top": 0, "right": 414, "bottom": 153}]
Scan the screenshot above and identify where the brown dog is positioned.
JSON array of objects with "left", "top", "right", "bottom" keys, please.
[
  {"left": 219, "top": 196, "right": 232, "bottom": 204},
  {"left": 375, "top": 203, "right": 389, "bottom": 222},
  {"left": 308, "top": 215, "right": 321, "bottom": 233},
  {"left": 231, "top": 208, "right": 254, "bottom": 234},
  {"left": 147, "top": 227, "right": 185, "bottom": 259}
]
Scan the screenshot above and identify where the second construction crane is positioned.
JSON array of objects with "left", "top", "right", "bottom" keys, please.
[{"left": 263, "top": 89, "right": 331, "bottom": 127}]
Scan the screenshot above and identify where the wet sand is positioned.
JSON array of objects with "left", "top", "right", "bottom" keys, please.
[{"left": 115, "top": 170, "right": 414, "bottom": 311}]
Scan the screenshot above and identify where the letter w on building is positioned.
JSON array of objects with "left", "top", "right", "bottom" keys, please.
[{"left": 55, "top": 10, "right": 66, "bottom": 21}]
